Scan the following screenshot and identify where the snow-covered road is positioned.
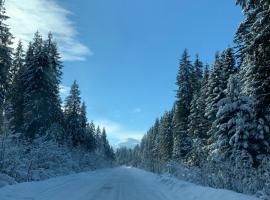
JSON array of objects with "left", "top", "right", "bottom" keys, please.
[{"left": 0, "top": 166, "right": 258, "bottom": 200}]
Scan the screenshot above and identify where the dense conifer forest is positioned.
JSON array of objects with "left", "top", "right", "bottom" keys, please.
[
  {"left": 116, "top": 0, "right": 270, "bottom": 198},
  {"left": 0, "top": 0, "right": 114, "bottom": 182}
]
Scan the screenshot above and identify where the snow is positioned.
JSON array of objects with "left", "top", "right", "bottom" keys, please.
[
  {"left": 114, "top": 138, "right": 140, "bottom": 149},
  {"left": 0, "top": 166, "right": 259, "bottom": 200}
]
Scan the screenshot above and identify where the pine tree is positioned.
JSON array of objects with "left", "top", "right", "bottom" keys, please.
[
  {"left": 188, "top": 66, "right": 210, "bottom": 166},
  {"left": 220, "top": 48, "right": 237, "bottom": 90},
  {"left": 0, "top": 0, "right": 12, "bottom": 132},
  {"left": 44, "top": 33, "right": 63, "bottom": 126},
  {"left": 205, "top": 53, "right": 224, "bottom": 123},
  {"left": 192, "top": 54, "right": 203, "bottom": 94},
  {"left": 101, "top": 128, "right": 113, "bottom": 158},
  {"left": 80, "top": 102, "right": 87, "bottom": 130},
  {"left": 173, "top": 49, "right": 193, "bottom": 161},
  {"left": 64, "top": 81, "right": 84, "bottom": 146},
  {"left": 7, "top": 41, "right": 25, "bottom": 133},
  {"left": 85, "top": 121, "right": 96, "bottom": 150},
  {"left": 22, "top": 32, "right": 53, "bottom": 138},
  {"left": 95, "top": 126, "right": 102, "bottom": 152},
  {"left": 212, "top": 75, "right": 267, "bottom": 165},
  {"left": 235, "top": 0, "right": 270, "bottom": 124},
  {"left": 158, "top": 111, "right": 173, "bottom": 163}
]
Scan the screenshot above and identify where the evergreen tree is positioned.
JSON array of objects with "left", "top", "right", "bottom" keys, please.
[
  {"left": 7, "top": 41, "right": 25, "bottom": 133},
  {"left": 101, "top": 128, "right": 113, "bottom": 159},
  {"left": 95, "top": 126, "right": 102, "bottom": 152},
  {"left": 188, "top": 66, "right": 210, "bottom": 166},
  {"left": 192, "top": 54, "right": 203, "bottom": 93},
  {"left": 80, "top": 102, "right": 87, "bottom": 130},
  {"left": 212, "top": 75, "right": 267, "bottom": 165},
  {"left": 158, "top": 111, "right": 173, "bottom": 163},
  {"left": 235, "top": 0, "right": 270, "bottom": 124},
  {"left": 0, "top": 0, "right": 12, "bottom": 132},
  {"left": 22, "top": 32, "right": 53, "bottom": 138},
  {"left": 44, "top": 33, "right": 63, "bottom": 126},
  {"left": 85, "top": 121, "right": 96, "bottom": 150},
  {"left": 220, "top": 48, "right": 237, "bottom": 90},
  {"left": 173, "top": 49, "right": 193, "bottom": 161},
  {"left": 64, "top": 81, "right": 84, "bottom": 146},
  {"left": 205, "top": 53, "right": 224, "bottom": 123}
]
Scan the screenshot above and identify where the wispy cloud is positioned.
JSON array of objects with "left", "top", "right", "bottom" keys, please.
[
  {"left": 132, "top": 108, "right": 142, "bottom": 113},
  {"left": 94, "top": 119, "right": 145, "bottom": 145},
  {"left": 59, "top": 84, "right": 70, "bottom": 99},
  {"left": 6, "top": 0, "right": 91, "bottom": 61}
]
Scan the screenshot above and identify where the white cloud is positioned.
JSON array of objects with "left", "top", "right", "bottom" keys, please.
[
  {"left": 132, "top": 108, "right": 142, "bottom": 113},
  {"left": 94, "top": 119, "right": 145, "bottom": 145},
  {"left": 6, "top": 0, "right": 91, "bottom": 61},
  {"left": 59, "top": 84, "right": 70, "bottom": 99}
]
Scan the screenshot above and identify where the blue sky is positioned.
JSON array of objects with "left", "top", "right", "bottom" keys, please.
[{"left": 6, "top": 0, "right": 243, "bottom": 145}]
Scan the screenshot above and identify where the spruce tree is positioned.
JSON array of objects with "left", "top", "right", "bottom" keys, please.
[
  {"left": 205, "top": 53, "right": 224, "bottom": 123},
  {"left": 235, "top": 0, "right": 270, "bottom": 125},
  {"left": 173, "top": 49, "right": 194, "bottom": 161},
  {"left": 22, "top": 32, "right": 53, "bottom": 138},
  {"left": 0, "top": 0, "right": 12, "bottom": 132},
  {"left": 158, "top": 111, "right": 173, "bottom": 163},
  {"left": 44, "top": 33, "right": 63, "bottom": 126},
  {"left": 188, "top": 66, "right": 210, "bottom": 166},
  {"left": 220, "top": 48, "right": 237, "bottom": 90},
  {"left": 64, "top": 81, "right": 84, "bottom": 146},
  {"left": 85, "top": 121, "right": 96, "bottom": 150},
  {"left": 212, "top": 75, "right": 267, "bottom": 165},
  {"left": 7, "top": 41, "right": 25, "bottom": 133},
  {"left": 192, "top": 54, "right": 203, "bottom": 94}
]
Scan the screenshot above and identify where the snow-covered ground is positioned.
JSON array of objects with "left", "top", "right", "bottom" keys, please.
[{"left": 0, "top": 166, "right": 259, "bottom": 200}]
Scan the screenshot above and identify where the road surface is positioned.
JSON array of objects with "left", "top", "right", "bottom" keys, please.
[{"left": 0, "top": 166, "right": 258, "bottom": 200}]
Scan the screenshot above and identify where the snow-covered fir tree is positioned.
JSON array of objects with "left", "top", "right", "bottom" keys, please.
[
  {"left": 211, "top": 75, "right": 259, "bottom": 161},
  {"left": 235, "top": 0, "right": 270, "bottom": 156},
  {"left": 173, "top": 49, "right": 193, "bottom": 161},
  {"left": 220, "top": 48, "right": 237, "bottom": 90},
  {"left": 188, "top": 66, "right": 209, "bottom": 166},
  {"left": 22, "top": 33, "right": 52, "bottom": 138},
  {"left": 157, "top": 111, "right": 173, "bottom": 163},
  {"left": 191, "top": 54, "right": 203, "bottom": 94},
  {"left": 44, "top": 33, "right": 63, "bottom": 127},
  {"left": 64, "top": 81, "right": 85, "bottom": 146}
]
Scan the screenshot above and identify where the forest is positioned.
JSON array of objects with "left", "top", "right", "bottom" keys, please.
[
  {"left": 0, "top": 0, "right": 270, "bottom": 199},
  {"left": 116, "top": 0, "right": 270, "bottom": 198},
  {"left": 0, "top": 0, "right": 114, "bottom": 183}
]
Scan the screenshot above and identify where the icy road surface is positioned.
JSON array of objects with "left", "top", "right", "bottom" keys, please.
[{"left": 0, "top": 166, "right": 258, "bottom": 200}]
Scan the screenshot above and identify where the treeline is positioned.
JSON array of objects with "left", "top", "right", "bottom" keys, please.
[
  {"left": 0, "top": 0, "right": 114, "bottom": 179},
  {"left": 116, "top": 0, "right": 270, "bottom": 197}
]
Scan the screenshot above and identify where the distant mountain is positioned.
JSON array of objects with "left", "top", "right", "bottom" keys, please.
[{"left": 115, "top": 138, "right": 140, "bottom": 149}]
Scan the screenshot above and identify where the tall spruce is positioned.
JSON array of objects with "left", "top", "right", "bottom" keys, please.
[
  {"left": 192, "top": 54, "right": 203, "bottom": 93},
  {"left": 44, "top": 33, "right": 63, "bottom": 126},
  {"left": 64, "top": 81, "right": 84, "bottom": 146},
  {"left": 212, "top": 75, "right": 267, "bottom": 165},
  {"left": 188, "top": 66, "right": 210, "bottom": 166},
  {"left": 0, "top": 0, "right": 12, "bottom": 132},
  {"left": 22, "top": 32, "right": 53, "bottom": 138},
  {"left": 7, "top": 41, "right": 25, "bottom": 133},
  {"left": 158, "top": 111, "right": 173, "bottom": 163},
  {"left": 205, "top": 53, "right": 224, "bottom": 123},
  {"left": 173, "top": 49, "right": 194, "bottom": 161},
  {"left": 220, "top": 48, "right": 237, "bottom": 90},
  {"left": 235, "top": 0, "right": 270, "bottom": 125}
]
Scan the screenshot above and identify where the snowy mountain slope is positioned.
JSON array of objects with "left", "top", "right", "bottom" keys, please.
[
  {"left": 0, "top": 167, "right": 258, "bottom": 200},
  {"left": 114, "top": 138, "right": 140, "bottom": 149}
]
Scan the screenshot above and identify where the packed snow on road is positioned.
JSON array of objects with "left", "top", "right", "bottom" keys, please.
[{"left": 0, "top": 166, "right": 258, "bottom": 200}]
